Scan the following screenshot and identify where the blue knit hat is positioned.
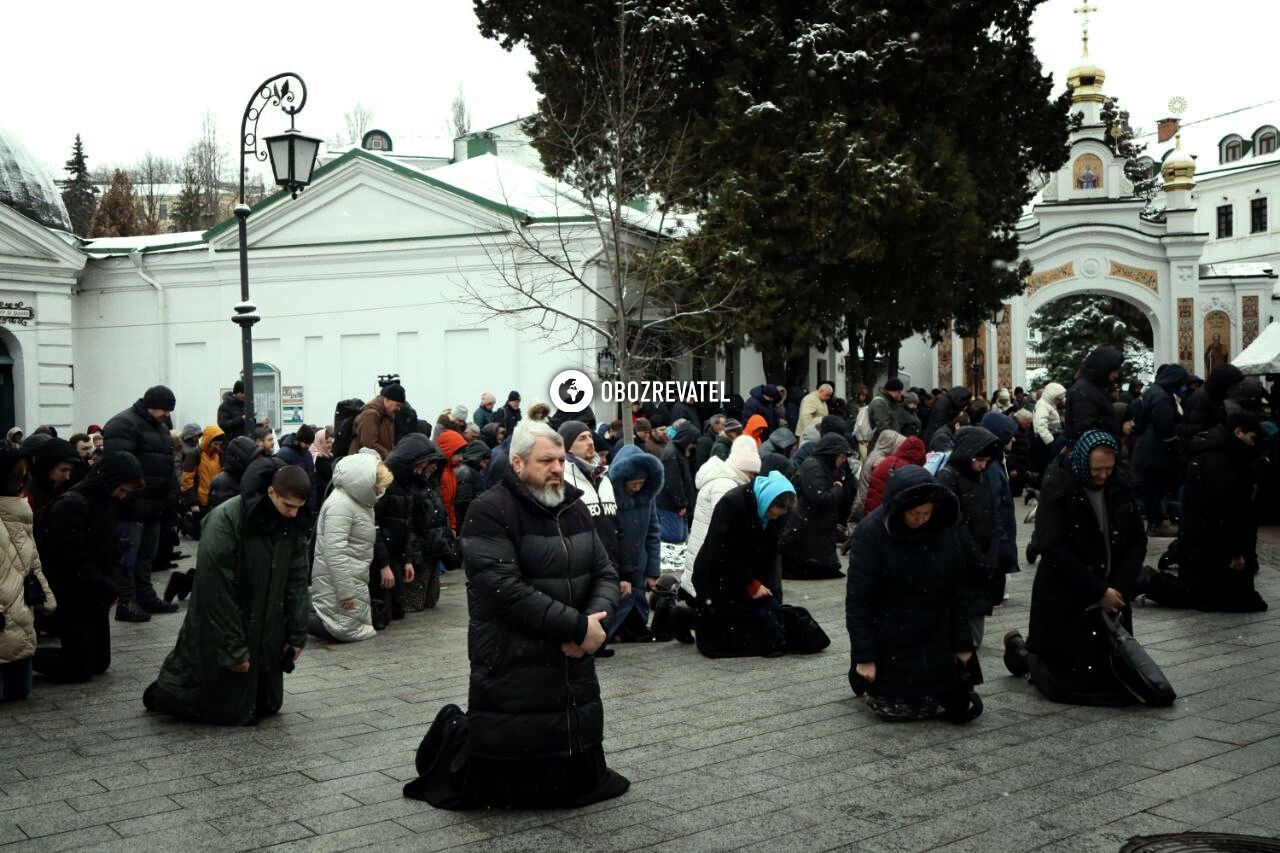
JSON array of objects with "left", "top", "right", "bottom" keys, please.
[{"left": 752, "top": 470, "right": 796, "bottom": 525}]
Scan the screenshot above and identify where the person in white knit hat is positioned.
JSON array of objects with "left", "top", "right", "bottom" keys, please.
[{"left": 682, "top": 436, "right": 762, "bottom": 598}]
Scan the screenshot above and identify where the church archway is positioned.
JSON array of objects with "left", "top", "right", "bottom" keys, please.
[
  {"left": 0, "top": 327, "right": 23, "bottom": 434},
  {"left": 1025, "top": 290, "right": 1156, "bottom": 390}
]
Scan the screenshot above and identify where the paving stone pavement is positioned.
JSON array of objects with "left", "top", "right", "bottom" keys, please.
[{"left": 3, "top": 522, "right": 1279, "bottom": 852}]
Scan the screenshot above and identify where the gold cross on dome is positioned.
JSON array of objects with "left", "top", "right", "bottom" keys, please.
[{"left": 1074, "top": 1, "right": 1099, "bottom": 55}]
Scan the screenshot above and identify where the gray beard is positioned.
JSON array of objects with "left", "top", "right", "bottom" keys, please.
[{"left": 529, "top": 482, "right": 565, "bottom": 507}]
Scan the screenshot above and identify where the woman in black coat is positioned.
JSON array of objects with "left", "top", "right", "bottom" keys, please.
[
  {"left": 1133, "top": 363, "right": 1188, "bottom": 535},
  {"left": 1140, "top": 414, "right": 1267, "bottom": 612},
  {"left": 453, "top": 440, "right": 492, "bottom": 527},
  {"left": 1004, "top": 431, "right": 1149, "bottom": 705},
  {"left": 690, "top": 472, "right": 797, "bottom": 658},
  {"left": 846, "top": 465, "right": 981, "bottom": 723},
  {"left": 32, "top": 452, "right": 145, "bottom": 682},
  {"left": 780, "top": 433, "right": 851, "bottom": 579}
]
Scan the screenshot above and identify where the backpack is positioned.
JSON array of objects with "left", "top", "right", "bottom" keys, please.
[
  {"left": 331, "top": 398, "right": 365, "bottom": 458},
  {"left": 853, "top": 405, "right": 874, "bottom": 443}
]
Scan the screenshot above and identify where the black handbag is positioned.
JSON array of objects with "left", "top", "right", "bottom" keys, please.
[
  {"left": 1103, "top": 611, "right": 1176, "bottom": 707},
  {"left": 775, "top": 604, "right": 831, "bottom": 654},
  {"left": 22, "top": 570, "right": 46, "bottom": 608}
]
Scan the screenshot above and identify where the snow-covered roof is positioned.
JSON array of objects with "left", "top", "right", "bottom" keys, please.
[
  {"left": 0, "top": 127, "right": 72, "bottom": 231},
  {"left": 1198, "top": 261, "right": 1277, "bottom": 279},
  {"left": 81, "top": 231, "right": 206, "bottom": 255},
  {"left": 1136, "top": 100, "right": 1280, "bottom": 179},
  {"left": 324, "top": 134, "right": 454, "bottom": 161}
]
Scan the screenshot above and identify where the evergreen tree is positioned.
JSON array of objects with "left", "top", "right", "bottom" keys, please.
[
  {"left": 88, "top": 170, "right": 140, "bottom": 237},
  {"left": 58, "top": 134, "right": 97, "bottom": 235},
  {"left": 1028, "top": 294, "right": 1154, "bottom": 387},
  {"left": 476, "top": 1, "right": 1071, "bottom": 392},
  {"left": 170, "top": 167, "right": 203, "bottom": 232}
]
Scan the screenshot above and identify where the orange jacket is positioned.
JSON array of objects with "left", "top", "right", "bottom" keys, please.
[
  {"left": 195, "top": 425, "right": 224, "bottom": 506},
  {"left": 744, "top": 414, "right": 769, "bottom": 446},
  {"left": 435, "top": 430, "right": 468, "bottom": 531}
]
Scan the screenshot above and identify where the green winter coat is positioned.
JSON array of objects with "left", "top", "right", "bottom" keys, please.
[{"left": 146, "top": 463, "right": 310, "bottom": 726}]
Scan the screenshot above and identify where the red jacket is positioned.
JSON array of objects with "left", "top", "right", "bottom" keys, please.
[{"left": 864, "top": 437, "right": 926, "bottom": 516}]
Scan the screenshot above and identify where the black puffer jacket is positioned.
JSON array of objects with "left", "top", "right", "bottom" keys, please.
[
  {"left": 207, "top": 437, "right": 265, "bottom": 513},
  {"left": 781, "top": 433, "right": 851, "bottom": 577},
  {"left": 216, "top": 392, "right": 248, "bottom": 441},
  {"left": 1027, "top": 454, "right": 1146, "bottom": 674},
  {"left": 1133, "top": 363, "right": 1188, "bottom": 470},
  {"left": 37, "top": 452, "right": 143, "bottom": 617},
  {"left": 691, "top": 481, "right": 785, "bottom": 607},
  {"left": 461, "top": 468, "right": 619, "bottom": 760},
  {"left": 379, "top": 434, "right": 445, "bottom": 569},
  {"left": 26, "top": 438, "right": 78, "bottom": 523},
  {"left": 1178, "top": 365, "right": 1242, "bottom": 452},
  {"left": 1065, "top": 347, "right": 1123, "bottom": 444},
  {"left": 935, "top": 427, "right": 1001, "bottom": 618},
  {"left": 454, "top": 441, "right": 492, "bottom": 527},
  {"left": 656, "top": 422, "right": 698, "bottom": 513},
  {"left": 923, "top": 386, "right": 972, "bottom": 447},
  {"left": 847, "top": 466, "right": 972, "bottom": 699},
  {"left": 102, "top": 401, "right": 177, "bottom": 521}
]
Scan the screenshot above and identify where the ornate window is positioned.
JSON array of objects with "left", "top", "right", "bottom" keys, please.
[
  {"left": 1255, "top": 126, "right": 1278, "bottom": 155},
  {"left": 1220, "top": 135, "right": 1245, "bottom": 163}
]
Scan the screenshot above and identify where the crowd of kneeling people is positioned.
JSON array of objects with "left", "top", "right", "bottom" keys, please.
[{"left": 0, "top": 355, "right": 1275, "bottom": 810}]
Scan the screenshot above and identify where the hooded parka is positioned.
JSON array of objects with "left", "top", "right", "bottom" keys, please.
[
  {"left": 852, "top": 430, "right": 904, "bottom": 521},
  {"left": 352, "top": 397, "right": 397, "bottom": 459},
  {"left": 935, "top": 427, "right": 1002, "bottom": 618},
  {"left": 144, "top": 458, "right": 311, "bottom": 725},
  {"left": 607, "top": 445, "right": 664, "bottom": 588},
  {"left": 923, "top": 386, "right": 972, "bottom": 448},
  {"left": 312, "top": 454, "right": 381, "bottom": 642},
  {"left": 454, "top": 440, "right": 492, "bottom": 526},
  {"left": 1065, "top": 347, "right": 1123, "bottom": 444},
  {"left": 1133, "top": 364, "right": 1188, "bottom": 471},
  {"left": 1033, "top": 383, "right": 1067, "bottom": 447},
  {"left": 207, "top": 436, "right": 265, "bottom": 513},
  {"left": 780, "top": 433, "right": 851, "bottom": 579},
  {"left": 847, "top": 466, "right": 972, "bottom": 699},
  {"left": 864, "top": 437, "right": 927, "bottom": 517}
]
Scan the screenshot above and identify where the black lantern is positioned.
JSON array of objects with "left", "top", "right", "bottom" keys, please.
[{"left": 265, "top": 130, "right": 321, "bottom": 199}]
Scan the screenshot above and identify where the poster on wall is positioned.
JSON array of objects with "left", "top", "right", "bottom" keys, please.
[
  {"left": 1202, "top": 311, "right": 1231, "bottom": 377},
  {"left": 282, "top": 386, "right": 304, "bottom": 427}
]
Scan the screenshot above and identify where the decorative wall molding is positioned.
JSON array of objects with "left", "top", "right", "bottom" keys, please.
[
  {"left": 997, "top": 304, "right": 1013, "bottom": 391},
  {"left": 937, "top": 320, "right": 953, "bottom": 385},
  {"left": 1242, "top": 295, "right": 1260, "bottom": 348},
  {"left": 1025, "top": 262, "right": 1074, "bottom": 296},
  {"left": 1199, "top": 293, "right": 1235, "bottom": 322},
  {"left": 1109, "top": 260, "right": 1159, "bottom": 293},
  {"left": 1177, "top": 298, "right": 1195, "bottom": 372}
]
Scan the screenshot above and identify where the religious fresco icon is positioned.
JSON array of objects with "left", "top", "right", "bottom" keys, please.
[
  {"left": 1202, "top": 310, "right": 1231, "bottom": 376},
  {"left": 1074, "top": 154, "right": 1103, "bottom": 190}
]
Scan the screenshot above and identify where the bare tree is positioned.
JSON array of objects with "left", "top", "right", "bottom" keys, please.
[
  {"left": 449, "top": 85, "right": 471, "bottom": 138},
  {"left": 132, "top": 151, "right": 173, "bottom": 234},
  {"left": 459, "top": 10, "right": 733, "bottom": 440},
  {"left": 344, "top": 102, "right": 375, "bottom": 144},
  {"left": 186, "top": 112, "right": 228, "bottom": 228}
]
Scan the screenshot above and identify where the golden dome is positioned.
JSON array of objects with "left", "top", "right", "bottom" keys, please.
[
  {"left": 1162, "top": 142, "right": 1196, "bottom": 192},
  {"left": 1067, "top": 59, "right": 1106, "bottom": 104}
]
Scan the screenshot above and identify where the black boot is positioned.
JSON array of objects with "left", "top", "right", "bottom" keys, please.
[
  {"left": 671, "top": 605, "right": 696, "bottom": 645},
  {"left": 163, "top": 570, "right": 194, "bottom": 603},
  {"left": 1003, "top": 630, "right": 1030, "bottom": 677},
  {"left": 942, "top": 689, "right": 984, "bottom": 724}
]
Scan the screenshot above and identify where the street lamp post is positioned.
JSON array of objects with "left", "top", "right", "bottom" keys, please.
[{"left": 233, "top": 73, "right": 321, "bottom": 426}]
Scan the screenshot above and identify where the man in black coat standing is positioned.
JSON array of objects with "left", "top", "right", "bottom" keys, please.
[
  {"left": 1065, "top": 346, "right": 1123, "bottom": 445},
  {"left": 1132, "top": 363, "right": 1188, "bottom": 537},
  {"left": 404, "top": 421, "right": 627, "bottom": 810},
  {"left": 103, "top": 386, "right": 182, "bottom": 622}
]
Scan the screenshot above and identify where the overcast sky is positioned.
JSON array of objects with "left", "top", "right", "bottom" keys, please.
[{"left": 2, "top": 0, "right": 1275, "bottom": 177}]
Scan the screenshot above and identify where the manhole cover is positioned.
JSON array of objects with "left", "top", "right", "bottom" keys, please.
[{"left": 1121, "top": 833, "right": 1280, "bottom": 852}]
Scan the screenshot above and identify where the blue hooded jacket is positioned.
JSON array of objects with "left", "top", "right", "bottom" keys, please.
[
  {"left": 752, "top": 471, "right": 797, "bottom": 525},
  {"left": 979, "top": 412, "right": 1019, "bottom": 570},
  {"left": 607, "top": 444, "right": 665, "bottom": 585}
]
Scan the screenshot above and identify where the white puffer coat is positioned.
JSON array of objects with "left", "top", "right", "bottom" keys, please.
[
  {"left": 0, "top": 496, "right": 55, "bottom": 662},
  {"left": 1033, "top": 382, "right": 1067, "bottom": 446},
  {"left": 311, "top": 453, "right": 379, "bottom": 642},
  {"left": 681, "top": 455, "right": 751, "bottom": 597}
]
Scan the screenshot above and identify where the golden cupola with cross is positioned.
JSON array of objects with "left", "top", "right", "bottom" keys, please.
[{"left": 1067, "top": 2, "right": 1106, "bottom": 108}]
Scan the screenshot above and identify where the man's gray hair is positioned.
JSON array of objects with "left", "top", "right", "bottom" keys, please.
[
  {"left": 1013, "top": 408, "right": 1033, "bottom": 425},
  {"left": 511, "top": 420, "right": 563, "bottom": 460},
  {"left": 710, "top": 413, "right": 725, "bottom": 426}
]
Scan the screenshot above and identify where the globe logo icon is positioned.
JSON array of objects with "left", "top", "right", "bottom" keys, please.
[{"left": 549, "top": 369, "right": 594, "bottom": 413}]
